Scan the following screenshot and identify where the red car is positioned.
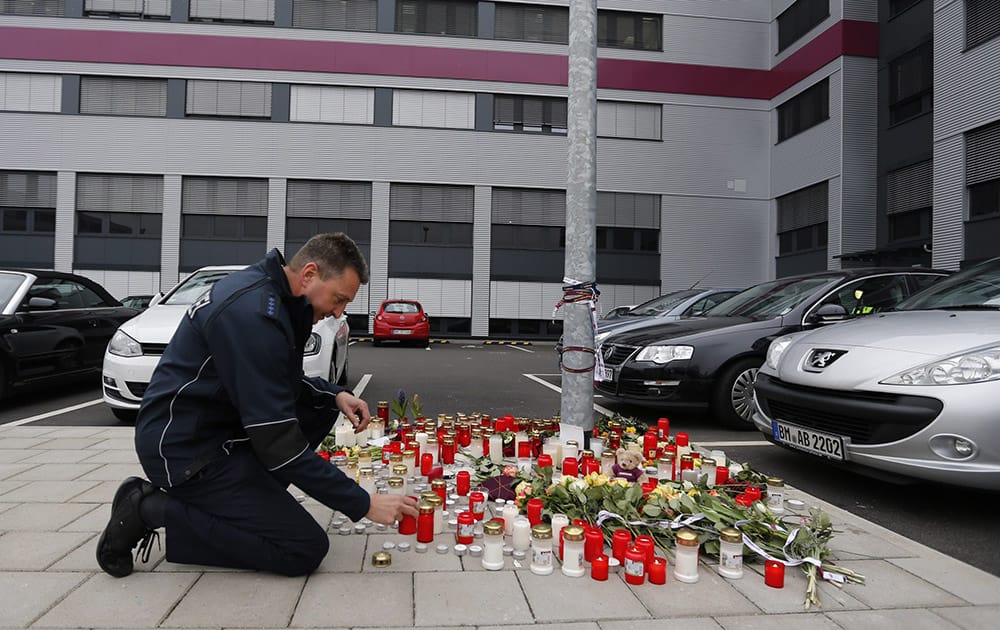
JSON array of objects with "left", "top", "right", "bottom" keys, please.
[{"left": 373, "top": 299, "right": 430, "bottom": 346}]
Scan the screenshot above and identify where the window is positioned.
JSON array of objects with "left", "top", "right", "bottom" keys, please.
[
  {"left": 75, "top": 212, "right": 162, "bottom": 237},
  {"left": 0, "top": 73, "right": 61, "bottom": 113},
  {"left": 84, "top": 0, "right": 170, "bottom": 19},
  {"left": 186, "top": 80, "right": 272, "bottom": 119},
  {"left": 80, "top": 76, "right": 168, "bottom": 117},
  {"left": 189, "top": 0, "right": 274, "bottom": 23},
  {"left": 889, "top": 43, "right": 933, "bottom": 125},
  {"left": 966, "top": 0, "right": 1000, "bottom": 49},
  {"left": 596, "top": 227, "right": 659, "bottom": 252},
  {"left": 889, "top": 207, "right": 932, "bottom": 241},
  {"left": 778, "top": 181, "right": 828, "bottom": 255},
  {"left": 182, "top": 214, "right": 267, "bottom": 239},
  {"left": 393, "top": 90, "right": 475, "bottom": 129},
  {"left": 818, "top": 275, "right": 910, "bottom": 316},
  {"left": 777, "top": 0, "right": 829, "bottom": 53},
  {"left": 286, "top": 217, "right": 370, "bottom": 241},
  {"left": 292, "top": 0, "right": 376, "bottom": 31},
  {"left": 494, "top": 95, "right": 567, "bottom": 134},
  {"left": 967, "top": 120, "right": 1000, "bottom": 218},
  {"left": 889, "top": 0, "right": 922, "bottom": 18},
  {"left": 26, "top": 278, "right": 107, "bottom": 309},
  {"left": 494, "top": 3, "right": 568, "bottom": 43},
  {"left": 389, "top": 183, "right": 474, "bottom": 222},
  {"left": 290, "top": 85, "right": 374, "bottom": 124},
  {"left": 0, "top": 0, "right": 63, "bottom": 15},
  {"left": 777, "top": 78, "right": 829, "bottom": 142},
  {"left": 970, "top": 179, "right": 1000, "bottom": 219},
  {"left": 598, "top": 10, "right": 662, "bottom": 51},
  {"left": 492, "top": 224, "right": 564, "bottom": 250},
  {"left": 389, "top": 221, "right": 473, "bottom": 245},
  {"left": 395, "top": 0, "right": 476, "bottom": 37},
  {"left": 597, "top": 101, "right": 661, "bottom": 140}
]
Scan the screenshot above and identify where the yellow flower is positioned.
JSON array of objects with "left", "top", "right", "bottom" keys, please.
[
  {"left": 625, "top": 427, "right": 637, "bottom": 434},
  {"left": 687, "top": 488, "right": 700, "bottom": 497},
  {"left": 615, "top": 478, "right": 630, "bottom": 488}
]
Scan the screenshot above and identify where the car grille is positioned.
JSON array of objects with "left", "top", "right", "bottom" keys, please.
[
  {"left": 755, "top": 374, "right": 942, "bottom": 445},
  {"left": 141, "top": 343, "right": 168, "bottom": 356},
  {"left": 126, "top": 382, "right": 149, "bottom": 398},
  {"left": 601, "top": 344, "right": 638, "bottom": 366}
]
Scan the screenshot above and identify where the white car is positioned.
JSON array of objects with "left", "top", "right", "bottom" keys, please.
[{"left": 102, "top": 266, "right": 350, "bottom": 422}]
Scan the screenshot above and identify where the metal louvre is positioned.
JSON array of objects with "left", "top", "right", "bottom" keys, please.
[
  {"left": 292, "top": 0, "right": 376, "bottom": 30},
  {"left": 0, "top": 170, "right": 57, "bottom": 208},
  {"left": 189, "top": 0, "right": 275, "bottom": 22},
  {"left": 966, "top": 120, "right": 1000, "bottom": 186},
  {"left": 286, "top": 179, "right": 372, "bottom": 219},
  {"left": 886, "top": 161, "right": 932, "bottom": 215},
  {"left": 186, "top": 80, "right": 272, "bottom": 118},
  {"left": 777, "top": 181, "right": 828, "bottom": 231},
  {"left": 0, "top": 0, "right": 63, "bottom": 15},
  {"left": 597, "top": 192, "right": 661, "bottom": 228},
  {"left": 80, "top": 77, "right": 168, "bottom": 117},
  {"left": 84, "top": 0, "right": 170, "bottom": 16},
  {"left": 491, "top": 188, "right": 566, "bottom": 227},
  {"left": 597, "top": 101, "right": 661, "bottom": 140},
  {"left": 77, "top": 174, "right": 164, "bottom": 214},
  {"left": 494, "top": 3, "right": 568, "bottom": 44},
  {"left": 389, "top": 183, "right": 473, "bottom": 222},
  {"left": 0, "top": 72, "right": 61, "bottom": 113},
  {"left": 967, "top": 0, "right": 1000, "bottom": 50},
  {"left": 181, "top": 177, "right": 268, "bottom": 216}
]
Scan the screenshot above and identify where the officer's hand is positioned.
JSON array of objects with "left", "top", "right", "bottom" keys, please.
[
  {"left": 336, "top": 391, "right": 371, "bottom": 433},
  {"left": 366, "top": 494, "right": 419, "bottom": 525}
]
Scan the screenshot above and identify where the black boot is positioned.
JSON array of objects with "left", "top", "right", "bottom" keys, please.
[{"left": 95, "top": 477, "right": 160, "bottom": 578}]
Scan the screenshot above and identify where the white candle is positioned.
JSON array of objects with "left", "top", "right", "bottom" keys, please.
[
  {"left": 562, "top": 441, "right": 579, "bottom": 462},
  {"left": 502, "top": 503, "right": 519, "bottom": 535},
  {"left": 369, "top": 419, "right": 385, "bottom": 440},
  {"left": 415, "top": 431, "right": 428, "bottom": 453},
  {"left": 468, "top": 438, "right": 484, "bottom": 459},
  {"left": 511, "top": 516, "right": 531, "bottom": 551},
  {"left": 335, "top": 424, "right": 355, "bottom": 448},
  {"left": 590, "top": 436, "right": 605, "bottom": 459},
  {"left": 489, "top": 434, "right": 504, "bottom": 464},
  {"left": 550, "top": 513, "right": 568, "bottom": 548},
  {"left": 710, "top": 449, "right": 727, "bottom": 467}
]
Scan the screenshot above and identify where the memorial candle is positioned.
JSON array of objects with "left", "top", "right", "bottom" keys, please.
[
  {"left": 526, "top": 498, "right": 543, "bottom": 526},
  {"left": 590, "top": 554, "right": 609, "bottom": 581},
  {"left": 649, "top": 557, "right": 667, "bottom": 585},
  {"left": 765, "top": 560, "right": 785, "bottom": 588},
  {"left": 612, "top": 529, "right": 632, "bottom": 563}
]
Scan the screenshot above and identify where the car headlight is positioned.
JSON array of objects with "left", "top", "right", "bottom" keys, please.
[
  {"left": 634, "top": 345, "right": 693, "bottom": 364},
  {"left": 108, "top": 330, "right": 142, "bottom": 357},
  {"left": 765, "top": 335, "right": 795, "bottom": 371},
  {"left": 881, "top": 344, "right": 1000, "bottom": 385},
  {"left": 304, "top": 332, "right": 322, "bottom": 356}
]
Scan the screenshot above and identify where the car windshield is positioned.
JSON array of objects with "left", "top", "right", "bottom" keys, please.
[
  {"left": 0, "top": 272, "right": 25, "bottom": 310},
  {"left": 896, "top": 258, "right": 1000, "bottom": 310},
  {"left": 626, "top": 289, "right": 702, "bottom": 317},
  {"left": 162, "top": 270, "right": 234, "bottom": 305},
  {"left": 385, "top": 302, "right": 420, "bottom": 314},
  {"left": 705, "top": 276, "right": 841, "bottom": 319}
]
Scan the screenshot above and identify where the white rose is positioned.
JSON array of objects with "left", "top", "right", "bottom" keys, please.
[{"left": 571, "top": 478, "right": 588, "bottom": 492}]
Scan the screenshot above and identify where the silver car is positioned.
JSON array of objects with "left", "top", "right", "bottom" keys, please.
[{"left": 754, "top": 257, "right": 1000, "bottom": 490}]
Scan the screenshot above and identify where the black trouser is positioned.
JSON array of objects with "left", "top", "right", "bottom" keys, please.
[{"left": 160, "top": 416, "right": 334, "bottom": 576}]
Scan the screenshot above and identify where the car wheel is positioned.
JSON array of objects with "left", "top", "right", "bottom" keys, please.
[
  {"left": 420, "top": 338, "right": 429, "bottom": 348},
  {"left": 713, "top": 357, "right": 762, "bottom": 429},
  {"left": 111, "top": 408, "right": 137, "bottom": 423},
  {"left": 373, "top": 339, "right": 382, "bottom": 347}
]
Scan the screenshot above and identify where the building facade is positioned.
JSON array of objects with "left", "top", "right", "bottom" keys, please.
[{"left": 0, "top": 1, "right": 994, "bottom": 337}]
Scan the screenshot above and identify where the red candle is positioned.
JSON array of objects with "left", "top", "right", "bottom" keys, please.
[
  {"left": 624, "top": 545, "right": 646, "bottom": 585},
  {"left": 426, "top": 466, "right": 443, "bottom": 482},
  {"left": 407, "top": 441, "right": 420, "bottom": 463},
  {"left": 398, "top": 424, "right": 411, "bottom": 445},
  {"left": 584, "top": 527, "right": 604, "bottom": 562},
  {"left": 765, "top": 560, "right": 785, "bottom": 588},
  {"left": 526, "top": 498, "right": 544, "bottom": 526},
  {"left": 591, "top": 554, "right": 609, "bottom": 581},
  {"left": 649, "top": 556, "right": 667, "bottom": 585},
  {"left": 657, "top": 417, "right": 670, "bottom": 440},
  {"left": 612, "top": 529, "right": 632, "bottom": 563},
  {"left": 469, "top": 491, "right": 486, "bottom": 521},
  {"left": 398, "top": 498, "right": 418, "bottom": 535},
  {"left": 456, "top": 470, "right": 470, "bottom": 496},
  {"left": 431, "top": 479, "right": 447, "bottom": 502},
  {"left": 635, "top": 535, "right": 655, "bottom": 567},
  {"left": 420, "top": 453, "right": 433, "bottom": 476},
  {"left": 584, "top": 459, "right": 601, "bottom": 476},
  {"left": 643, "top": 429, "right": 659, "bottom": 461},
  {"left": 572, "top": 518, "right": 589, "bottom": 529},
  {"left": 456, "top": 511, "right": 475, "bottom": 544},
  {"left": 562, "top": 457, "right": 579, "bottom": 477},
  {"left": 537, "top": 453, "right": 553, "bottom": 469},
  {"left": 416, "top": 505, "right": 434, "bottom": 543},
  {"left": 675, "top": 432, "right": 689, "bottom": 448},
  {"left": 715, "top": 465, "right": 730, "bottom": 486},
  {"left": 745, "top": 486, "right": 762, "bottom": 502},
  {"left": 518, "top": 441, "right": 532, "bottom": 459}
]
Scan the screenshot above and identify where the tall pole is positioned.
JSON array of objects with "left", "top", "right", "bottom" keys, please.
[{"left": 560, "top": 0, "right": 598, "bottom": 441}]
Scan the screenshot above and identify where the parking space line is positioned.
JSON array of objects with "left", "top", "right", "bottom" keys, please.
[
  {"left": 508, "top": 345, "right": 534, "bottom": 353},
  {"left": 522, "top": 373, "right": 617, "bottom": 417},
  {"left": 336, "top": 373, "right": 373, "bottom": 427},
  {"left": 6, "top": 398, "right": 103, "bottom": 427}
]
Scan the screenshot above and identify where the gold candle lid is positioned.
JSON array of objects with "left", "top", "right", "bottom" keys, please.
[
  {"left": 426, "top": 494, "right": 444, "bottom": 508},
  {"left": 431, "top": 479, "right": 447, "bottom": 489},
  {"left": 676, "top": 528, "right": 700, "bottom": 547},
  {"left": 418, "top": 502, "right": 435, "bottom": 515},
  {"left": 580, "top": 449, "right": 594, "bottom": 459},
  {"left": 377, "top": 401, "right": 388, "bottom": 408},
  {"left": 602, "top": 451, "right": 616, "bottom": 460},
  {"left": 389, "top": 452, "right": 403, "bottom": 463},
  {"left": 720, "top": 527, "right": 742, "bottom": 544},
  {"left": 392, "top": 464, "right": 408, "bottom": 476},
  {"left": 387, "top": 477, "right": 405, "bottom": 488},
  {"left": 420, "top": 491, "right": 438, "bottom": 502},
  {"left": 358, "top": 466, "right": 375, "bottom": 478},
  {"left": 483, "top": 520, "right": 504, "bottom": 536},
  {"left": 767, "top": 477, "right": 785, "bottom": 487},
  {"left": 371, "top": 551, "right": 391, "bottom": 567},
  {"left": 566, "top": 440, "right": 579, "bottom": 447},
  {"left": 562, "top": 525, "right": 585, "bottom": 542},
  {"left": 531, "top": 524, "right": 553, "bottom": 539}
]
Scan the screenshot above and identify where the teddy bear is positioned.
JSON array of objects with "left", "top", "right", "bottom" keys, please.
[{"left": 612, "top": 448, "right": 648, "bottom": 484}]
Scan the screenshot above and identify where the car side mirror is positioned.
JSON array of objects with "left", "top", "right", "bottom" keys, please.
[
  {"left": 27, "top": 296, "right": 57, "bottom": 310},
  {"left": 810, "top": 303, "right": 848, "bottom": 324},
  {"left": 148, "top": 292, "right": 164, "bottom": 308}
]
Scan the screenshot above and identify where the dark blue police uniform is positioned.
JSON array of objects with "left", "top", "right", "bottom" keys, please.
[{"left": 134, "top": 249, "right": 369, "bottom": 575}]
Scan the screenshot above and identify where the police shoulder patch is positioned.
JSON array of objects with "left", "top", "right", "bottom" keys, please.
[{"left": 263, "top": 292, "right": 280, "bottom": 320}]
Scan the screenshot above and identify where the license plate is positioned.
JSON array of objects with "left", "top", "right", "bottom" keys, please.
[
  {"left": 392, "top": 329, "right": 412, "bottom": 335},
  {"left": 599, "top": 367, "right": 616, "bottom": 382},
  {"left": 772, "top": 420, "right": 846, "bottom": 461}
]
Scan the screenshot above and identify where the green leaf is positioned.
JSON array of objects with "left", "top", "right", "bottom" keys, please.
[
  {"left": 679, "top": 494, "right": 698, "bottom": 512},
  {"left": 643, "top": 504, "right": 662, "bottom": 518},
  {"left": 625, "top": 483, "right": 643, "bottom": 504}
]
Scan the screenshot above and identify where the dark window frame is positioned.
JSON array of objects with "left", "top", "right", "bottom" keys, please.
[
  {"left": 1, "top": 207, "right": 55, "bottom": 234},
  {"left": 395, "top": 0, "right": 477, "bottom": 37},
  {"left": 285, "top": 217, "right": 372, "bottom": 243},
  {"left": 966, "top": 0, "right": 1000, "bottom": 50},
  {"left": 75, "top": 211, "right": 162, "bottom": 238},
  {"left": 888, "top": 206, "right": 932, "bottom": 243},
  {"left": 889, "top": 42, "right": 933, "bottom": 126},
  {"left": 181, "top": 214, "right": 267, "bottom": 240},
  {"left": 493, "top": 95, "right": 568, "bottom": 134},
  {"left": 389, "top": 220, "right": 474, "bottom": 246},
  {"left": 777, "top": 78, "right": 830, "bottom": 143},
  {"left": 777, "top": 0, "right": 829, "bottom": 53},
  {"left": 597, "top": 10, "right": 662, "bottom": 51},
  {"left": 494, "top": 2, "right": 568, "bottom": 44},
  {"left": 969, "top": 178, "right": 1000, "bottom": 220},
  {"left": 889, "top": 0, "right": 922, "bottom": 19},
  {"left": 778, "top": 221, "right": 828, "bottom": 255},
  {"left": 491, "top": 224, "right": 565, "bottom": 251}
]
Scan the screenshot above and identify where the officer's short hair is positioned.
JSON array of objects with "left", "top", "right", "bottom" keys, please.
[{"left": 290, "top": 233, "right": 369, "bottom": 284}]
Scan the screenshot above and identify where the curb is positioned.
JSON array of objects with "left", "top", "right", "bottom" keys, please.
[{"left": 482, "top": 340, "right": 534, "bottom": 346}]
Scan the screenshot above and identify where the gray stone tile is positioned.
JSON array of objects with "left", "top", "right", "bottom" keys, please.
[
  {"left": 627, "top": 563, "right": 760, "bottom": 617},
  {"left": 834, "top": 560, "right": 966, "bottom": 608},
  {"left": 35, "top": 437, "right": 105, "bottom": 450},
  {"left": 37, "top": 427, "right": 106, "bottom": 439},
  {"left": 519, "top": 571, "right": 649, "bottom": 622},
  {"left": 163, "top": 572, "right": 305, "bottom": 628},
  {"left": 32, "top": 572, "right": 199, "bottom": 627},
  {"left": 828, "top": 523, "right": 916, "bottom": 561},
  {"left": 600, "top": 620, "right": 724, "bottom": 630},
  {"left": 67, "top": 480, "right": 123, "bottom": 503},
  {"left": 482, "top": 624, "right": 600, "bottom": 630},
  {"left": 0, "top": 425, "right": 61, "bottom": 437},
  {"left": 728, "top": 562, "right": 869, "bottom": 613},
  {"left": 78, "top": 449, "right": 140, "bottom": 464},
  {"left": 0, "top": 449, "right": 35, "bottom": 463},
  {"left": 890, "top": 557, "right": 1000, "bottom": 606},
  {"left": 292, "top": 572, "right": 412, "bottom": 627},
  {"left": 931, "top": 605, "right": 1000, "bottom": 630},
  {"left": 0, "top": 571, "right": 89, "bottom": 628},
  {"left": 87, "top": 438, "right": 137, "bottom": 450},
  {"left": 0, "top": 481, "right": 100, "bottom": 503},
  {"left": 715, "top": 613, "right": 843, "bottom": 629},
  {"left": 60, "top": 503, "right": 112, "bottom": 532},
  {"left": 0, "top": 501, "right": 16, "bottom": 514},
  {"left": 827, "top": 608, "right": 964, "bottom": 630},
  {"left": 0, "top": 437, "right": 47, "bottom": 450},
  {"left": 361, "top": 534, "right": 462, "bottom": 572},
  {"left": 154, "top": 560, "right": 250, "bottom": 573},
  {"left": 0, "top": 531, "right": 93, "bottom": 570},
  {"left": 0, "top": 481, "right": 28, "bottom": 497},
  {"left": 303, "top": 503, "right": 333, "bottom": 530},
  {"left": 19, "top": 449, "right": 100, "bottom": 464},
  {"left": 75, "top": 463, "right": 146, "bottom": 482},
  {"left": 0, "top": 463, "right": 36, "bottom": 481},
  {"left": 48, "top": 532, "right": 165, "bottom": 573},
  {"left": 414, "top": 571, "right": 532, "bottom": 626},
  {"left": 0, "top": 502, "right": 99, "bottom": 531},
  {"left": 313, "top": 534, "right": 366, "bottom": 573},
  {"left": 6, "top": 463, "right": 103, "bottom": 482}
]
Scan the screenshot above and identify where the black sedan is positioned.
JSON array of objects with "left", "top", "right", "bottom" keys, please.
[
  {"left": 596, "top": 267, "right": 949, "bottom": 428},
  {"left": 0, "top": 269, "right": 138, "bottom": 400}
]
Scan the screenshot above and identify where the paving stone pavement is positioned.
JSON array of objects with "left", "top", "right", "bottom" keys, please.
[{"left": 1, "top": 425, "right": 998, "bottom": 629}]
